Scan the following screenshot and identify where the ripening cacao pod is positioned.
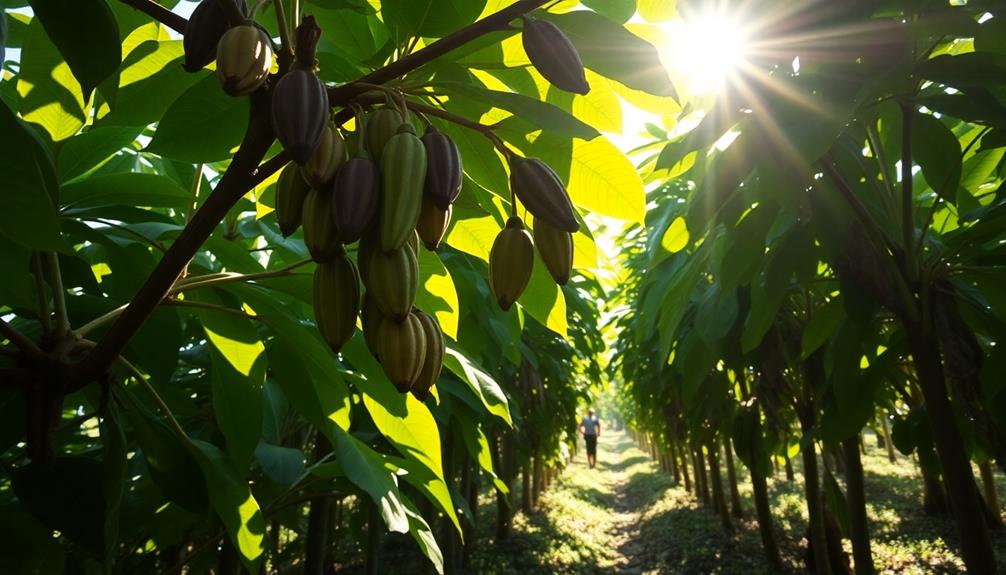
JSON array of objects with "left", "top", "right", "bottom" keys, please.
[
  {"left": 366, "top": 107, "right": 407, "bottom": 161},
  {"left": 215, "top": 24, "right": 273, "bottom": 96},
  {"left": 302, "top": 189, "right": 342, "bottom": 262},
  {"left": 533, "top": 220, "right": 573, "bottom": 286},
  {"left": 272, "top": 68, "right": 330, "bottom": 164},
  {"left": 184, "top": 0, "right": 248, "bottom": 72},
  {"left": 275, "top": 161, "right": 311, "bottom": 237},
  {"left": 416, "top": 196, "right": 451, "bottom": 251},
  {"left": 364, "top": 242, "right": 418, "bottom": 321},
  {"left": 313, "top": 253, "right": 361, "bottom": 353},
  {"left": 422, "top": 127, "right": 463, "bottom": 210},
  {"left": 302, "top": 122, "right": 346, "bottom": 189},
  {"left": 362, "top": 291, "right": 385, "bottom": 359},
  {"left": 380, "top": 124, "right": 427, "bottom": 251},
  {"left": 489, "top": 216, "right": 534, "bottom": 311},
  {"left": 510, "top": 157, "right": 579, "bottom": 233},
  {"left": 376, "top": 313, "right": 427, "bottom": 393},
  {"left": 410, "top": 309, "right": 444, "bottom": 401},
  {"left": 521, "top": 17, "right": 589, "bottom": 95},
  {"left": 331, "top": 155, "right": 379, "bottom": 243}
]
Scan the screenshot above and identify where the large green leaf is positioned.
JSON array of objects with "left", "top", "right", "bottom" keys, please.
[
  {"left": 207, "top": 340, "right": 265, "bottom": 472},
  {"left": 443, "top": 345, "right": 511, "bottom": 425},
  {"left": 57, "top": 126, "right": 142, "bottom": 183},
  {"left": 383, "top": 0, "right": 486, "bottom": 38},
  {"left": 60, "top": 173, "right": 191, "bottom": 209},
  {"left": 147, "top": 74, "right": 250, "bottom": 163},
  {"left": 417, "top": 248, "right": 460, "bottom": 339},
  {"left": 912, "top": 111, "right": 962, "bottom": 204},
  {"left": 328, "top": 425, "right": 410, "bottom": 532},
  {"left": 29, "top": 0, "right": 121, "bottom": 98},
  {"left": 16, "top": 18, "right": 88, "bottom": 141}
]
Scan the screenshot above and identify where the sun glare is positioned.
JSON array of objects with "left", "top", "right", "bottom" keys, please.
[{"left": 662, "top": 12, "right": 749, "bottom": 96}]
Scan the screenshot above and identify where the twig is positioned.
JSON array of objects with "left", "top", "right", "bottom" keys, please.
[
  {"left": 45, "top": 253, "right": 71, "bottom": 338},
  {"left": 180, "top": 164, "right": 205, "bottom": 280},
  {"left": 118, "top": 0, "right": 187, "bottom": 34},
  {"left": 32, "top": 253, "right": 51, "bottom": 338},
  {"left": 115, "top": 356, "right": 188, "bottom": 441},
  {"left": 273, "top": 0, "right": 293, "bottom": 61},
  {"left": 0, "top": 319, "right": 43, "bottom": 359}
]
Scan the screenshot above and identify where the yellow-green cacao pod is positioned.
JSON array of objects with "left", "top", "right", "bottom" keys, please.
[
  {"left": 302, "top": 189, "right": 342, "bottom": 262},
  {"left": 331, "top": 155, "right": 379, "bottom": 244},
  {"left": 184, "top": 0, "right": 248, "bottom": 72},
  {"left": 364, "top": 242, "right": 418, "bottom": 321},
  {"left": 215, "top": 24, "right": 273, "bottom": 97},
  {"left": 380, "top": 124, "right": 427, "bottom": 251},
  {"left": 366, "top": 107, "right": 406, "bottom": 161},
  {"left": 302, "top": 122, "right": 347, "bottom": 189},
  {"left": 489, "top": 216, "right": 534, "bottom": 311},
  {"left": 272, "top": 68, "right": 329, "bottom": 163},
  {"left": 533, "top": 220, "right": 573, "bottom": 286},
  {"left": 313, "top": 253, "right": 360, "bottom": 353},
  {"left": 275, "top": 161, "right": 311, "bottom": 237},
  {"left": 422, "top": 126, "right": 463, "bottom": 210},
  {"left": 410, "top": 309, "right": 444, "bottom": 401},
  {"left": 510, "top": 157, "right": 579, "bottom": 233},
  {"left": 416, "top": 195, "right": 451, "bottom": 251},
  {"left": 521, "top": 17, "right": 589, "bottom": 95},
  {"left": 362, "top": 291, "right": 385, "bottom": 359},
  {"left": 377, "top": 313, "right": 427, "bottom": 393}
]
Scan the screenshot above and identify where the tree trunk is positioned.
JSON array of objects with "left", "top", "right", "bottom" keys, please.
[
  {"left": 802, "top": 439, "right": 833, "bottom": 575},
  {"left": 751, "top": 461, "right": 783, "bottom": 570},
  {"left": 880, "top": 415, "right": 897, "bottom": 463},
  {"left": 724, "top": 437, "right": 743, "bottom": 519},
  {"left": 708, "top": 437, "right": 733, "bottom": 533},
  {"left": 784, "top": 450, "right": 795, "bottom": 482},
  {"left": 979, "top": 461, "right": 1003, "bottom": 529},
  {"left": 304, "top": 437, "right": 333, "bottom": 575},
  {"left": 669, "top": 441, "right": 680, "bottom": 484},
  {"left": 522, "top": 458, "right": 532, "bottom": 514},
  {"left": 906, "top": 326, "right": 997, "bottom": 573},
  {"left": 919, "top": 456, "right": 949, "bottom": 515},
  {"left": 495, "top": 431, "right": 513, "bottom": 540},
  {"left": 842, "top": 437, "right": 874, "bottom": 575},
  {"left": 366, "top": 501, "right": 381, "bottom": 575},
  {"left": 695, "top": 445, "right": 711, "bottom": 506},
  {"left": 679, "top": 440, "right": 692, "bottom": 493},
  {"left": 532, "top": 448, "right": 543, "bottom": 509}
]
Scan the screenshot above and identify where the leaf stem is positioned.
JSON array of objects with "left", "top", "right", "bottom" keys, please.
[
  {"left": 0, "top": 319, "right": 43, "bottom": 359},
  {"left": 45, "top": 252, "right": 71, "bottom": 338},
  {"left": 32, "top": 253, "right": 52, "bottom": 339},
  {"left": 115, "top": 356, "right": 188, "bottom": 441},
  {"left": 273, "top": 0, "right": 293, "bottom": 60}
]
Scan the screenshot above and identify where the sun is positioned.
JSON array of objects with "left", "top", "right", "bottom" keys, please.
[{"left": 661, "top": 11, "right": 749, "bottom": 96}]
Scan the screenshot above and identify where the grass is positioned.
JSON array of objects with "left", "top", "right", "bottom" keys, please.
[{"left": 470, "top": 429, "right": 1006, "bottom": 575}]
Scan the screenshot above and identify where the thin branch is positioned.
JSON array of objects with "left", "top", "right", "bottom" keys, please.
[
  {"left": 45, "top": 253, "right": 71, "bottom": 338},
  {"left": 163, "top": 298, "right": 262, "bottom": 321},
  {"left": 32, "top": 253, "right": 51, "bottom": 339},
  {"left": 118, "top": 0, "right": 187, "bottom": 34},
  {"left": 87, "top": 218, "right": 167, "bottom": 253},
  {"left": 115, "top": 356, "right": 189, "bottom": 441},
  {"left": 0, "top": 319, "right": 43, "bottom": 359}
]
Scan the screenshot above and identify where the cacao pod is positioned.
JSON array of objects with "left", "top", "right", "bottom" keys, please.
[
  {"left": 272, "top": 68, "right": 330, "bottom": 164},
  {"left": 215, "top": 24, "right": 273, "bottom": 97},
  {"left": 366, "top": 107, "right": 407, "bottom": 161},
  {"left": 380, "top": 124, "right": 427, "bottom": 251},
  {"left": 422, "top": 127, "right": 463, "bottom": 210},
  {"left": 416, "top": 196, "right": 451, "bottom": 251},
  {"left": 410, "top": 309, "right": 444, "bottom": 401},
  {"left": 363, "top": 242, "right": 418, "bottom": 321},
  {"left": 376, "top": 313, "right": 427, "bottom": 393},
  {"left": 184, "top": 0, "right": 248, "bottom": 72},
  {"left": 302, "top": 189, "right": 342, "bottom": 262},
  {"left": 510, "top": 157, "right": 579, "bottom": 233},
  {"left": 361, "top": 291, "right": 385, "bottom": 359},
  {"left": 313, "top": 253, "right": 360, "bottom": 353},
  {"left": 275, "top": 161, "right": 311, "bottom": 237},
  {"left": 489, "top": 216, "right": 534, "bottom": 311},
  {"left": 331, "top": 155, "right": 379, "bottom": 244},
  {"left": 533, "top": 220, "right": 573, "bottom": 286},
  {"left": 302, "top": 122, "right": 346, "bottom": 189},
  {"left": 521, "top": 17, "right": 589, "bottom": 95},
  {"left": 408, "top": 229, "right": 419, "bottom": 254}
]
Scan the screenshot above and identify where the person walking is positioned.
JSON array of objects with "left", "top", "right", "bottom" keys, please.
[{"left": 580, "top": 408, "right": 601, "bottom": 469}]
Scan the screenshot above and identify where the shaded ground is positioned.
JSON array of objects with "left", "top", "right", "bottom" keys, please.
[{"left": 471, "top": 429, "right": 1006, "bottom": 575}]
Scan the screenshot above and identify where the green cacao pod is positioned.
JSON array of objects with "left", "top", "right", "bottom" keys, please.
[
  {"left": 361, "top": 291, "right": 385, "bottom": 359},
  {"left": 377, "top": 313, "right": 427, "bottom": 393},
  {"left": 521, "top": 17, "right": 589, "bottom": 95},
  {"left": 380, "top": 124, "right": 427, "bottom": 251},
  {"left": 331, "top": 155, "right": 379, "bottom": 244},
  {"left": 302, "top": 122, "right": 346, "bottom": 189},
  {"left": 302, "top": 189, "right": 342, "bottom": 262},
  {"left": 489, "top": 216, "right": 534, "bottom": 311},
  {"left": 215, "top": 24, "right": 273, "bottom": 96},
  {"left": 313, "top": 253, "right": 361, "bottom": 353},
  {"left": 416, "top": 196, "right": 451, "bottom": 251},
  {"left": 510, "top": 157, "right": 579, "bottom": 233},
  {"left": 275, "top": 161, "right": 311, "bottom": 237},
  {"left": 184, "top": 0, "right": 248, "bottom": 72},
  {"left": 272, "top": 68, "right": 329, "bottom": 164},
  {"left": 410, "top": 309, "right": 444, "bottom": 401},
  {"left": 533, "top": 220, "right": 573, "bottom": 286},
  {"left": 366, "top": 107, "right": 407, "bottom": 161},
  {"left": 422, "top": 127, "right": 463, "bottom": 210},
  {"left": 364, "top": 242, "right": 418, "bottom": 321}
]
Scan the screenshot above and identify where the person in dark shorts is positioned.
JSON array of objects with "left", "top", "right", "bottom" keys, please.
[{"left": 580, "top": 408, "right": 601, "bottom": 468}]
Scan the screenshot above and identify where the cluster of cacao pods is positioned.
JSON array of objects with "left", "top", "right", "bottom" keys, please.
[{"left": 183, "top": 0, "right": 275, "bottom": 96}]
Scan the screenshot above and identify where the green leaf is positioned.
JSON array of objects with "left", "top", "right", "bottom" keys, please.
[
  {"left": 518, "top": 252, "right": 568, "bottom": 337},
  {"left": 207, "top": 341, "right": 264, "bottom": 472},
  {"left": 917, "top": 52, "right": 1006, "bottom": 90},
  {"left": 443, "top": 345, "right": 512, "bottom": 425},
  {"left": 12, "top": 456, "right": 106, "bottom": 554},
  {"left": 583, "top": 0, "right": 637, "bottom": 23},
  {"left": 913, "top": 112, "right": 962, "bottom": 204},
  {"left": 60, "top": 173, "right": 191, "bottom": 209},
  {"left": 188, "top": 440, "right": 267, "bottom": 573},
  {"left": 57, "top": 126, "right": 142, "bottom": 183},
  {"left": 417, "top": 248, "right": 460, "bottom": 339},
  {"left": 381, "top": 453, "right": 462, "bottom": 537},
  {"left": 541, "top": 11, "right": 676, "bottom": 98},
  {"left": 99, "top": 40, "right": 201, "bottom": 127},
  {"left": 16, "top": 18, "right": 88, "bottom": 140},
  {"left": 568, "top": 136, "right": 646, "bottom": 222},
  {"left": 401, "top": 497, "right": 445, "bottom": 575},
  {"left": 29, "top": 0, "right": 120, "bottom": 97},
  {"left": 328, "top": 425, "right": 410, "bottom": 532},
  {"left": 254, "top": 443, "right": 306, "bottom": 486},
  {"left": 382, "top": 0, "right": 486, "bottom": 38},
  {"left": 0, "top": 502, "right": 66, "bottom": 574},
  {"left": 147, "top": 74, "right": 250, "bottom": 163},
  {"left": 0, "top": 100, "right": 65, "bottom": 251},
  {"left": 455, "top": 409, "right": 508, "bottom": 495},
  {"left": 661, "top": 216, "right": 689, "bottom": 253},
  {"left": 801, "top": 297, "right": 844, "bottom": 359}
]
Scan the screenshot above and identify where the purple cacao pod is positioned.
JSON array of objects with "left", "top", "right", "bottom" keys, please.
[
  {"left": 422, "top": 126, "right": 463, "bottom": 210},
  {"left": 272, "top": 68, "right": 330, "bottom": 164},
  {"left": 331, "top": 155, "right": 379, "bottom": 244}
]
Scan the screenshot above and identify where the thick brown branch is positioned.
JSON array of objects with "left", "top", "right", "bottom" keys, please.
[
  {"left": 119, "top": 0, "right": 187, "bottom": 34},
  {"left": 326, "top": 0, "right": 548, "bottom": 106}
]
